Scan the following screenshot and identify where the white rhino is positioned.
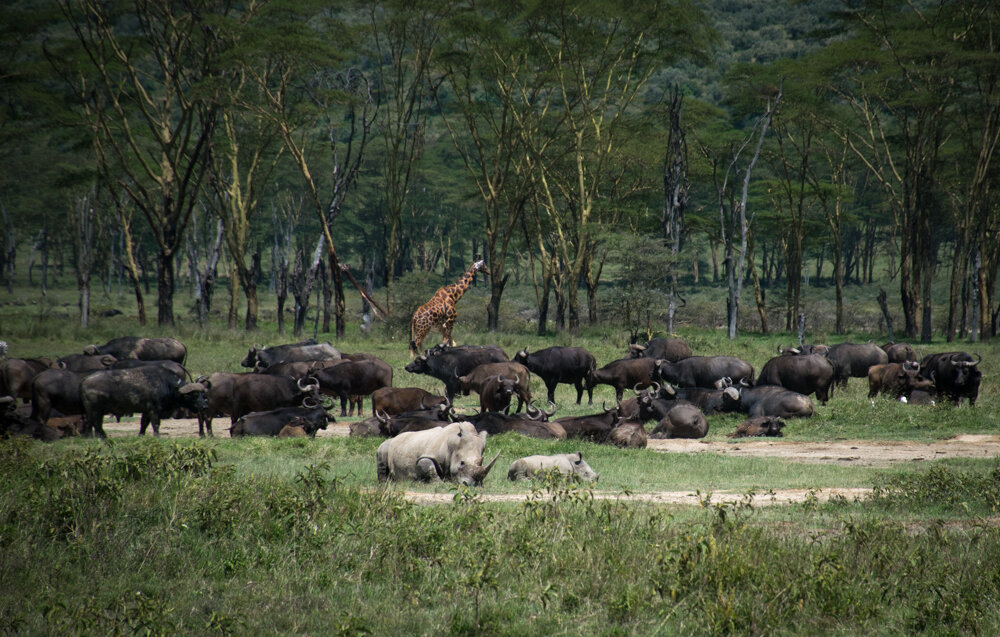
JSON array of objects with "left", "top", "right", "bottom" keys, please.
[
  {"left": 376, "top": 421, "right": 500, "bottom": 486},
  {"left": 506, "top": 452, "right": 599, "bottom": 483}
]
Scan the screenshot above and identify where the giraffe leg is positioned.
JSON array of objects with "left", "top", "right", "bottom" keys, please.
[
  {"left": 410, "top": 313, "right": 431, "bottom": 357},
  {"left": 441, "top": 313, "right": 457, "bottom": 347}
]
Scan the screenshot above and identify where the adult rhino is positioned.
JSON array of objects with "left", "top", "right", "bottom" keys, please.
[{"left": 376, "top": 421, "right": 500, "bottom": 486}]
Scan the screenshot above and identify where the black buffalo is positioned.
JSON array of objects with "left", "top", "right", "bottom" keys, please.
[
  {"left": 552, "top": 405, "right": 623, "bottom": 443},
  {"left": 918, "top": 352, "right": 982, "bottom": 406},
  {"left": 513, "top": 346, "right": 596, "bottom": 405},
  {"left": 84, "top": 337, "right": 187, "bottom": 365},
  {"left": 230, "top": 405, "right": 331, "bottom": 437},
  {"left": 240, "top": 339, "right": 341, "bottom": 369},
  {"left": 626, "top": 337, "right": 692, "bottom": 362},
  {"left": 80, "top": 366, "right": 208, "bottom": 437},
  {"left": 654, "top": 356, "right": 754, "bottom": 389},
  {"left": 588, "top": 358, "right": 657, "bottom": 402},
  {"left": 314, "top": 359, "right": 393, "bottom": 416},
  {"left": 404, "top": 345, "right": 509, "bottom": 401},
  {"left": 825, "top": 343, "right": 888, "bottom": 388},
  {"left": 756, "top": 353, "right": 835, "bottom": 403},
  {"left": 732, "top": 385, "right": 814, "bottom": 419},
  {"left": 230, "top": 375, "right": 321, "bottom": 422}
]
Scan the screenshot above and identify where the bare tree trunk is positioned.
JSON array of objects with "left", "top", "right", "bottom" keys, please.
[{"left": 663, "top": 86, "right": 689, "bottom": 334}]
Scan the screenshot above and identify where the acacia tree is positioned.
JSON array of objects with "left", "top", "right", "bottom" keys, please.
[
  {"left": 698, "top": 84, "right": 781, "bottom": 340},
  {"left": 517, "top": 0, "right": 710, "bottom": 331},
  {"left": 55, "top": 0, "right": 231, "bottom": 326},
  {"left": 368, "top": 0, "right": 446, "bottom": 290},
  {"left": 828, "top": 2, "right": 958, "bottom": 342},
  {"left": 433, "top": 2, "right": 536, "bottom": 332}
]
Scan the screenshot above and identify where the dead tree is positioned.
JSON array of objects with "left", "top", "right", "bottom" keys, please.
[{"left": 663, "top": 85, "right": 690, "bottom": 334}]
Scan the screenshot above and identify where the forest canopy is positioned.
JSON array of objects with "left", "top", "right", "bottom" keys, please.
[{"left": 1, "top": 0, "right": 997, "bottom": 343}]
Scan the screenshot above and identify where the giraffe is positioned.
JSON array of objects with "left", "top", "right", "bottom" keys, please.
[{"left": 409, "top": 260, "right": 490, "bottom": 357}]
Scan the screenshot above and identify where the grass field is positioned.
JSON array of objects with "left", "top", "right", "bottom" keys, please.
[{"left": 3, "top": 277, "right": 1000, "bottom": 634}]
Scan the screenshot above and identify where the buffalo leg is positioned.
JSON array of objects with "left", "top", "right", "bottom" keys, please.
[{"left": 546, "top": 381, "right": 558, "bottom": 405}]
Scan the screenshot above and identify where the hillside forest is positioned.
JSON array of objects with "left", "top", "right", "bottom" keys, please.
[{"left": 1, "top": 0, "right": 998, "bottom": 343}]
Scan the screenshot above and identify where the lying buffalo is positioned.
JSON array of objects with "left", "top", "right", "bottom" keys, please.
[
  {"left": 376, "top": 421, "right": 500, "bottom": 486},
  {"left": 729, "top": 416, "right": 786, "bottom": 438},
  {"left": 649, "top": 403, "right": 708, "bottom": 439}
]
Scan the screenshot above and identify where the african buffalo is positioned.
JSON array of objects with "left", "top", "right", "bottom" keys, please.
[
  {"left": 84, "top": 337, "right": 187, "bottom": 365},
  {"left": 654, "top": 356, "right": 754, "bottom": 389},
  {"left": 881, "top": 342, "right": 918, "bottom": 364},
  {"left": 588, "top": 358, "right": 657, "bottom": 402},
  {"left": 756, "top": 353, "right": 835, "bottom": 403},
  {"left": 626, "top": 337, "right": 692, "bottom": 362},
  {"left": 919, "top": 352, "right": 982, "bottom": 406},
  {"left": 404, "top": 345, "right": 509, "bottom": 401},
  {"left": 455, "top": 362, "right": 531, "bottom": 412},
  {"left": 867, "top": 362, "right": 934, "bottom": 400},
  {"left": 552, "top": 405, "right": 623, "bottom": 443},
  {"left": 314, "top": 358, "right": 393, "bottom": 416},
  {"left": 240, "top": 339, "right": 341, "bottom": 369},
  {"left": 733, "top": 385, "right": 814, "bottom": 419},
  {"left": 371, "top": 387, "right": 448, "bottom": 416},
  {"left": 230, "top": 375, "right": 320, "bottom": 422},
  {"left": 513, "top": 346, "right": 596, "bottom": 404},
  {"left": 649, "top": 403, "right": 708, "bottom": 439},
  {"left": 825, "top": 343, "right": 889, "bottom": 388},
  {"left": 728, "top": 416, "right": 786, "bottom": 438},
  {"left": 80, "top": 366, "right": 208, "bottom": 437},
  {"left": 1, "top": 357, "right": 54, "bottom": 402},
  {"left": 230, "top": 405, "right": 330, "bottom": 437}
]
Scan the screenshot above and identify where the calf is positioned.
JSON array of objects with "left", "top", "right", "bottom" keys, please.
[
  {"left": 728, "top": 416, "right": 786, "bottom": 438},
  {"left": 507, "top": 452, "right": 600, "bottom": 482},
  {"left": 867, "top": 362, "right": 934, "bottom": 400},
  {"left": 455, "top": 362, "right": 531, "bottom": 412},
  {"left": 479, "top": 375, "right": 519, "bottom": 413}
]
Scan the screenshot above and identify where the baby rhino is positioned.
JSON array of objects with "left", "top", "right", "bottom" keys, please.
[{"left": 507, "top": 452, "right": 599, "bottom": 483}]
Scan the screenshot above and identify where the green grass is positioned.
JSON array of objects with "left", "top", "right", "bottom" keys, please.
[{"left": 4, "top": 275, "right": 1000, "bottom": 634}]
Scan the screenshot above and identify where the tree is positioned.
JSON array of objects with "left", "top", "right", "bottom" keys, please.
[
  {"left": 698, "top": 84, "right": 781, "bottom": 340},
  {"left": 54, "top": 0, "right": 233, "bottom": 326}
]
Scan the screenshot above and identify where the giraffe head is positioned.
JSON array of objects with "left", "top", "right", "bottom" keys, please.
[{"left": 473, "top": 260, "right": 490, "bottom": 276}]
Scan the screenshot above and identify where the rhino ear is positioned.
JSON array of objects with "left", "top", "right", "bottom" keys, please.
[{"left": 575, "top": 451, "right": 583, "bottom": 462}]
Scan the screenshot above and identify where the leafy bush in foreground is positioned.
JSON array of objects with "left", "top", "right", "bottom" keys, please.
[{"left": 2, "top": 439, "right": 999, "bottom": 635}]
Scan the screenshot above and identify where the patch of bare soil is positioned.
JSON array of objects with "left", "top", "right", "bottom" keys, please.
[{"left": 99, "top": 419, "right": 1000, "bottom": 506}]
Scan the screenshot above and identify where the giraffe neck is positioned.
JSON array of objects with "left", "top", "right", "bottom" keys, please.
[{"left": 444, "top": 265, "right": 479, "bottom": 301}]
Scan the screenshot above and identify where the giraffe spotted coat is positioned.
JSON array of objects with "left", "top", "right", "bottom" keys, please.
[{"left": 409, "top": 260, "right": 490, "bottom": 357}]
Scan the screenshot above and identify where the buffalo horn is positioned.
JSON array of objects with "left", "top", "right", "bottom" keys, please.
[
  {"left": 526, "top": 401, "right": 540, "bottom": 419},
  {"left": 375, "top": 409, "right": 390, "bottom": 425},
  {"left": 302, "top": 396, "right": 319, "bottom": 408},
  {"left": 971, "top": 353, "right": 982, "bottom": 366},
  {"left": 541, "top": 401, "right": 557, "bottom": 418}
]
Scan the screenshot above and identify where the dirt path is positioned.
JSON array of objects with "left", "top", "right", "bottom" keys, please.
[{"left": 98, "top": 418, "right": 1000, "bottom": 506}]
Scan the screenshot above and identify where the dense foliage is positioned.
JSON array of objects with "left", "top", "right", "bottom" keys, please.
[{"left": 1, "top": 0, "right": 998, "bottom": 342}]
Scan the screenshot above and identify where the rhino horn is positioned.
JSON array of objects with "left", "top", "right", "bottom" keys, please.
[{"left": 473, "top": 451, "right": 502, "bottom": 483}]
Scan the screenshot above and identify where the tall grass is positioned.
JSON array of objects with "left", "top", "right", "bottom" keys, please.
[{"left": 3, "top": 438, "right": 999, "bottom": 635}]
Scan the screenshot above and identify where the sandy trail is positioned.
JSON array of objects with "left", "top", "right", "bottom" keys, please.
[{"left": 96, "top": 418, "right": 1000, "bottom": 506}]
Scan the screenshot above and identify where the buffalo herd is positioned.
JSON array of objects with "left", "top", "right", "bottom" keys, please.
[{"left": 0, "top": 333, "right": 985, "bottom": 486}]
